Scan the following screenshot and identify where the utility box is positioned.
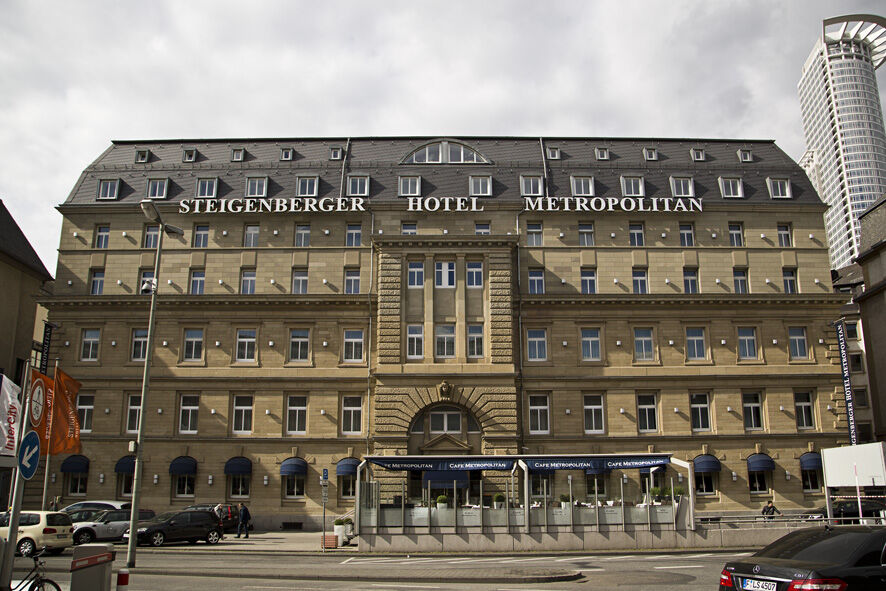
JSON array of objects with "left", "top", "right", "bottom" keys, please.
[{"left": 70, "top": 543, "right": 115, "bottom": 591}]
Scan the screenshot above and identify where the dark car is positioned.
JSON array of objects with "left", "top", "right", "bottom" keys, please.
[
  {"left": 803, "top": 500, "right": 886, "bottom": 523},
  {"left": 123, "top": 510, "right": 222, "bottom": 547},
  {"left": 184, "top": 503, "right": 239, "bottom": 533},
  {"left": 719, "top": 526, "right": 886, "bottom": 590}
]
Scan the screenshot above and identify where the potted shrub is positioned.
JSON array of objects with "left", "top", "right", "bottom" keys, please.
[
  {"left": 673, "top": 486, "right": 685, "bottom": 501},
  {"left": 559, "top": 494, "right": 571, "bottom": 509},
  {"left": 493, "top": 493, "right": 505, "bottom": 510},
  {"left": 333, "top": 518, "right": 345, "bottom": 546},
  {"left": 436, "top": 494, "right": 450, "bottom": 509},
  {"left": 651, "top": 486, "right": 662, "bottom": 503}
]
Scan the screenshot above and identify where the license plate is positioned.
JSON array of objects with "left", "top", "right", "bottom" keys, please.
[
  {"left": 57, "top": 534, "right": 67, "bottom": 539},
  {"left": 742, "top": 579, "right": 776, "bottom": 591}
]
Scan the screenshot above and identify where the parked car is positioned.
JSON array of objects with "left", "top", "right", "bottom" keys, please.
[
  {"left": 184, "top": 503, "right": 239, "bottom": 533},
  {"left": 0, "top": 511, "right": 74, "bottom": 557},
  {"left": 73, "top": 508, "right": 155, "bottom": 544},
  {"left": 123, "top": 510, "right": 222, "bottom": 546},
  {"left": 720, "top": 526, "right": 886, "bottom": 590},
  {"left": 803, "top": 500, "right": 886, "bottom": 523},
  {"left": 61, "top": 500, "right": 130, "bottom": 514}
]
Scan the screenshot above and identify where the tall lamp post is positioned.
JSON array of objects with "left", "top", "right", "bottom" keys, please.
[{"left": 126, "top": 200, "right": 183, "bottom": 568}]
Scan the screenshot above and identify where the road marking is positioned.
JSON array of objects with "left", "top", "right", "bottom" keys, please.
[
  {"left": 654, "top": 565, "right": 705, "bottom": 570},
  {"left": 555, "top": 556, "right": 596, "bottom": 562},
  {"left": 642, "top": 554, "right": 674, "bottom": 560},
  {"left": 340, "top": 557, "right": 355, "bottom": 564},
  {"left": 497, "top": 556, "right": 554, "bottom": 563},
  {"left": 601, "top": 555, "right": 631, "bottom": 560},
  {"left": 682, "top": 553, "right": 713, "bottom": 558},
  {"left": 370, "top": 585, "right": 440, "bottom": 589}
]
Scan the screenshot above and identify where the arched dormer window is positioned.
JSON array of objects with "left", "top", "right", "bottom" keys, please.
[{"left": 403, "top": 140, "right": 489, "bottom": 164}]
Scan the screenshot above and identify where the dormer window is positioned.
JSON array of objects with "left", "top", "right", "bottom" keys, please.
[
  {"left": 767, "top": 178, "right": 792, "bottom": 199},
  {"left": 719, "top": 177, "right": 744, "bottom": 198},
  {"left": 643, "top": 147, "right": 658, "bottom": 161},
  {"left": 97, "top": 179, "right": 120, "bottom": 200},
  {"left": 691, "top": 148, "right": 705, "bottom": 162},
  {"left": 469, "top": 175, "right": 492, "bottom": 197},
  {"left": 670, "top": 176, "right": 694, "bottom": 198},
  {"left": 571, "top": 176, "right": 594, "bottom": 197},
  {"left": 621, "top": 176, "right": 645, "bottom": 197},
  {"left": 135, "top": 149, "right": 150, "bottom": 163},
  {"left": 399, "top": 176, "right": 421, "bottom": 197},
  {"left": 595, "top": 147, "right": 609, "bottom": 161},
  {"left": 245, "top": 176, "right": 268, "bottom": 198},
  {"left": 546, "top": 146, "right": 560, "bottom": 160},
  {"left": 147, "top": 178, "right": 168, "bottom": 200},
  {"left": 296, "top": 176, "right": 318, "bottom": 197},
  {"left": 231, "top": 148, "right": 245, "bottom": 162},
  {"left": 329, "top": 147, "right": 343, "bottom": 160},
  {"left": 520, "top": 175, "right": 543, "bottom": 197},
  {"left": 738, "top": 149, "right": 753, "bottom": 163},
  {"left": 196, "top": 178, "right": 217, "bottom": 198},
  {"left": 347, "top": 175, "right": 369, "bottom": 197},
  {"left": 182, "top": 148, "right": 197, "bottom": 163},
  {"left": 280, "top": 147, "right": 294, "bottom": 161},
  {"left": 404, "top": 141, "right": 488, "bottom": 164}
]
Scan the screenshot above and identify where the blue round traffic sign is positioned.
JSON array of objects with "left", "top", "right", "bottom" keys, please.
[{"left": 18, "top": 431, "right": 40, "bottom": 480}]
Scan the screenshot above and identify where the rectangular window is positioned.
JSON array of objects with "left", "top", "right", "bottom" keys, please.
[
  {"left": 94, "top": 226, "right": 110, "bottom": 249},
  {"left": 728, "top": 223, "right": 744, "bottom": 247},
  {"left": 581, "top": 268, "right": 597, "bottom": 294},
  {"left": 89, "top": 270, "right": 104, "bottom": 295},
  {"left": 98, "top": 179, "right": 119, "bottom": 200},
  {"left": 189, "top": 270, "right": 205, "bottom": 295},
  {"left": 183, "top": 328, "right": 203, "bottom": 361},
  {"left": 474, "top": 222, "right": 490, "bottom": 235},
  {"left": 174, "top": 474, "right": 195, "bottom": 498},
  {"left": 672, "top": 177, "right": 694, "bottom": 198},
  {"left": 296, "top": 176, "right": 318, "bottom": 197},
  {"left": 81, "top": 329, "right": 100, "bottom": 361},
  {"left": 232, "top": 395, "right": 253, "bottom": 434},
  {"left": 196, "top": 178, "right": 217, "bottom": 198},
  {"left": 466, "top": 262, "right": 483, "bottom": 288},
  {"left": 738, "top": 327, "right": 757, "bottom": 360},
  {"left": 637, "top": 394, "right": 657, "bottom": 432},
  {"left": 777, "top": 224, "right": 792, "bottom": 247},
  {"left": 789, "top": 327, "right": 808, "bottom": 359},
  {"left": 131, "top": 329, "right": 148, "bottom": 361},
  {"left": 855, "top": 388, "right": 868, "bottom": 408},
  {"left": 193, "top": 225, "right": 209, "bottom": 248},
  {"left": 844, "top": 322, "right": 858, "bottom": 340},
  {"left": 634, "top": 328, "right": 654, "bottom": 361},
  {"left": 401, "top": 222, "right": 417, "bottom": 235},
  {"left": 343, "top": 330, "right": 364, "bottom": 363},
  {"left": 344, "top": 269, "right": 360, "bottom": 294},
  {"left": 329, "top": 146, "right": 343, "bottom": 160},
  {"left": 695, "top": 473, "right": 716, "bottom": 495},
  {"left": 240, "top": 269, "right": 256, "bottom": 294},
  {"left": 795, "top": 392, "right": 814, "bottom": 429},
  {"left": 578, "top": 222, "right": 595, "bottom": 246},
  {"left": 287, "top": 395, "right": 307, "bottom": 434},
  {"left": 429, "top": 409, "right": 461, "bottom": 433},
  {"left": 595, "top": 147, "right": 609, "bottom": 160},
  {"left": 742, "top": 393, "right": 763, "bottom": 430},
  {"left": 346, "top": 224, "right": 361, "bottom": 247},
  {"left": 294, "top": 224, "right": 310, "bottom": 247},
  {"left": 528, "top": 269, "right": 545, "bottom": 294},
  {"left": 347, "top": 176, "right": 369, "bottom": 197},
  {"left": 581, "top": 328, "right": 601, "bottom": 361},
  {"left": 738, "top": 149, "right": 753, "bottom": 162},
  {"left": 629, "top": 223, "right": 645, "bottom": 246},
  {"left": 768, "top": 178, "right": 791, "bottom": 199},
  {"left": 407, "top": 261, "right": 424, "bottom": 288},
  {"left": 139, "top": 269, "right": 155, "bottom": 294},
  {"left": 686, "top": 327, "right": 706, "bottom": 360},
  {"left": 147, "top": 178, "right": 168, "bottom": 199},
  {"left": 469, "top": 176, "right": 491, "bottom": 196},
  {"left": 245, "top": 177, "right": 267, "bottom": 198},
  {"left": 748, "top": 471, "right": 767, "bottom": 494},
  {"left": 783, "top": 268, "right": 798, "bottom": 294},
  {"left": 231, "top": 148, "right": 244, "bottom": 162},
  {"left": 77, "top": 394, "right": 94, "bottom": 433},
  {"left": 572, "top": 176, "right": 594, "bottom": 197},
  {"left": 643, "top": 147, "right": 657, "bottom": 161},
  {"left": 529, "top": 395, "right": 550, "bottom": 434},
  {"left": 435, "top": 261, "right": 455, "bottom": 288},
  {"left": 690, "top": 393, "right": 710, "bottom": 431},
  {"left": 291, "top": 268, "right": 308, "bottom": 294},
  {"left": 733, "top": 269, "right": 749, "bottom": 294},
  {"left": 632, "top": 269, "right": 648, "bottom": 294},
  {"left": 435, "top": 325, "right": 455, "bottom": 358},
  {"left": 68, "top": 473, "right": 87, "bottom": 496},
  {"left": 683, "top": 268, "right": 698, "bottom": 294},
  {"left": 526, "top": 222, "right": 543, "bottom": 246},
  {"left": 289, "top": 328, "right": 309, "bottom": 361},
  {"left": 691, "top": 148, "right": 705, "bottom": 162},
  {"left": 236, "top": 329, "right": 256, "bottom": 362},
  {"left": 849, "top": 353, "right": 864, "bottom": 373},
  {"left": 179, "top": 394, "right": 199, "bottom": 434},
  {"left": 144, "top": 225, "right": 159, "bottom": 249},
  {"left": 340, "top": 474, "right": 356, "bottom": 498},
  {"left": 399, "top": 176, "right": 421, "bottom": 196},
  {"left": 126, "top": 394, "right": 141, "bottom": 433},
  {"left": 679, "top": 223, "right": 695, "bottom": 247},
  {"left": 280, "top": 147, "right": 293, "bottom": 161},
  {"left": 230, "top": 474, "right": 250, "bottom": 498},
  {"left": 284, "top": 475, "right": 305, "bottom": 498},
  {"left": 719, "top": 177, "right": 744, "bottom": 198},
  {"left": 801, "top": 469, "right": 821, "bottom": 493},
  {"left": 244, "top": 225, "right": 259, "bottom": 247},
  {"left": 407, "top": 325, "right": 424, "bottom": 359},
  {"left": 527, "top": 329, "right": 547, "bottom": 361},
  {"left": 621, "top": 176, "right": 644, "bottom": 197},
  {"left": 521, "top": 176, "right": 543, "bottom": 196},
  {"left": 467, "top": 324, "right": 483, "bottom": 358},
  {"left": 342, "top": 396, "right": 362, "bottom": 434},
  {"left": 583, "top": 394, "right": 604, "bottom": 433},
  {"left": 546, "top": 146, "right": 560, "bottom": 159}
]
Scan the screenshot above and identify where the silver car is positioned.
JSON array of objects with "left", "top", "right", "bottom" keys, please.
[{"left": 73, "top": 509, "right": 155, "bottom": 545}]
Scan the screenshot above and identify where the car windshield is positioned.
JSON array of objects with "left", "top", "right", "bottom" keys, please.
[
  {"left": 756, "top": 530, "right": 871, "bottom": 563},
  {"left": 90, "top": 510, "right": 111, "bottom": 523}
]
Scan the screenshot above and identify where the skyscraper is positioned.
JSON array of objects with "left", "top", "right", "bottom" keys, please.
[{"left": 798, "top": 15, "right": 886, "bottom": 269}]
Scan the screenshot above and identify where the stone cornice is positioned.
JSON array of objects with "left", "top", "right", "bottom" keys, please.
[
  {"left": 38, "top": 293, "right": 375, "bottom": 308},
  {"left": 519, "top": 293, "right": 849, "bottom": 307},
  {"left": 373, "top": 235, "right": 519, "bottom": 249}
]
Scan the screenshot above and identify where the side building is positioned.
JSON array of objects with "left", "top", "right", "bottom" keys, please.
[{"left": 39, "top": 137, "right": 850, "bottom": 529}]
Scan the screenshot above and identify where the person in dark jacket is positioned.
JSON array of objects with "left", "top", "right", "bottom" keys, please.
[
  {"left": 761, "top": 500, "right": 782, "bottom": 519},
  {"left": 236, "top": 502, "right": 251, "bottom": 538}
]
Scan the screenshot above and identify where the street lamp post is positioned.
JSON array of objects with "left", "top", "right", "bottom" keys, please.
[{"left": 126, "top": 200, "right": 183, "bottom": 568}]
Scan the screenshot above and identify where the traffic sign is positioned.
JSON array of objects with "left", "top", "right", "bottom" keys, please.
[
  {"left": 18, "top": 431, "right": 40, "bottom": 480},
  {"left": 322, "top": 468, "right": 328, "bottom": 480}
]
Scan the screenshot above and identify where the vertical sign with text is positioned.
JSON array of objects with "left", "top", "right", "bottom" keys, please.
[{"left": 834, "top": 321, "right": 858, "bottom": 445}]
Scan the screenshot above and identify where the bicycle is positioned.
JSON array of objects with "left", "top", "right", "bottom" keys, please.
[{"left": 12, "top": 548, "right": 61, "bottom": 591}]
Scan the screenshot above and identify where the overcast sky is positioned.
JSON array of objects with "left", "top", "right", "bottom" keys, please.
[{"left": 1, "top": 0, "right": 884, "bottom": 274}]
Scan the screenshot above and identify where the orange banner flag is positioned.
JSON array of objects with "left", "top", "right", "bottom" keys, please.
[
  {"left": 51, "top": 369, "right": 82, "bottom": 455},
  {"left": 28, "top": 368, "right": 54, "bottom": 455}
]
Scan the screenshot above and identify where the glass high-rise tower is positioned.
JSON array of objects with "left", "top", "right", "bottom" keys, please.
[{"left": 798, "top": 15, "right": 886, "bottom": 269}]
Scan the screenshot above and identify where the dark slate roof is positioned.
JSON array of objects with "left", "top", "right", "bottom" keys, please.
[
  {"left": 0, "top": 200, "right": 52, "bottom": 280},
  {"left": 62, "top": 137, "right": 822, "bottom": 207},
  {"left": 831, "top": 263, "right": 864, "bottom": 288}
]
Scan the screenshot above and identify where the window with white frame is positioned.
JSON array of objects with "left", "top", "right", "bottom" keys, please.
[
  {"left": 595, "top": 147, "right": 609, "bottom": 160},
  {"left": 126, "top": 394, "right": 141, "bottom": 433},
  {"left": 643, "top": 147, "right": 657, "bottom": 161},
  {"left": 527, "top": 329, "right": 547, "bottom": 361},
  {"left": 284, "top": 474, "right": 305, "bottom": 498},
  {"left": 144, "top": 225, "right": 160, "bottom": 249},
  {"left": 347, "top": 176, "right": 369, "bottom": 196},
  {"left": 581, "top": 268, "right": 597, "bottom": 294},
  {"left": 401, "top": 222, "right": 417, "bottom": 235},
  {"left": 474, "top": 222, "right": 490, "bottom": 235},
  {"left": 629, "top": 223, "right": 645, "bottom": 246},
  {"left": 587, "top": 473, "right": 607, "bottom": 497},
  {"left": 329, "top": 146, "right": 343, "bottom": 160},
  {"left": 632, "top": 269, "right": 648, "bottom": 294},
  {"left": 686, "top": 327, "right": 706, "bottom": 360},
  {"left": 733, "top": 269, "right": 749, "bottom": 294},
  {"left": 530, "top": 474, "right": 552, "bottom": 497},
  {"left": 546, "top": 146, "right": 560, "bottom": 160},
  {"left": 407, "top": 261, "right": 424, "bottom": 287},
  {"left": 295, "top": 224, "right": 310, "bottom": 247},
  {"left": 67, "top": 473, "right": 87, "bottom": 496},
  {"left": 189, "top": 270, "right": 205, "bottom": 295},
  {"left": 634, "top": 327, "right": 654, "bottom": 361},
  {"left": 343, "top": 330, "right": 364, "bottom": 363},
  {"left": 526, "top": 222, "right": 543, "bottom": 246},
  {"left": 231, "top": 148, "right": 244, "bottom": 162},
  {"left": 571, "top": 176, "right": 594, "bottom": 197},
  {"left": 340, "top": 474, "right": 356, "bottom": 498},
  {"left": 179, "top": 394, "right": 199, "bottom": 434},
  {"left": 435, "top": 325, "right": 455, "bottom": 358},
  {"left": 695, "top": 472, "right": 716, "bottom": 494},
  {"left": 406, "top": 325, "right": 424, "bottom": 359},
  {"left": 583, "top": 394, "right": 604, "bottom": 433},
  {"left": 578, "top": 222, "right": 594, "bottom": 246},
  {"left": 183, "top": 328, "right": 203, "bottom": 361},
  {"left": 738, "top": 327, "right": 757, "bottom": 360},
  {"left": 467, "top": 324, "right": 483, "bottom": 358},
  {"left": 174, "top": 474, "right": 195, "bottom": 497},
  {"left": 621, "top": 176, "right": 644, "bottom": 197},
  {"left": 287, "top": 395, "right": 307, "bottom": 434},
  {"left": 738, "top": 149, "right": 753, "bottom": 162},
  {"left": 406, "top": 143, "right": 441, "bottom": 163},
  {"left": 230, "top": 474, "right": 250, "bottom": 498},
  {"left": 135, "top": 149, "right": 150, "bottom": 163},
  {"left": 683, "top": 268, "right": 698, "bottom": 294},
  {"left": 469, "top": 175, "right": 492, "bottom": 196},
  {"left": 671, "top": 177, "right": 694, "bottom": 198},
  {"left": 521, "top": 175, "right": 543, "bottom": 196},
  {"left": 767, "top": 178, "right": 791, "bottom": 199},
  {"left": 291, "top": 268, "right": 308, "bottom": 294},
  {"left": 748, "top": 471, "right": 768, "bottom": 494},
  {"left": 296, "top": 176, "right": 318, "bottom": 197},
  {"left": 139, "top": 269, "right": 155, "bottom": 294},
  {"left": 789, "top": 327, "right": 808, "bottom": 359},
  {"left": 719, "top": 177, "right": 744, "bottom": 198},
  {"left": 77, "top": 394, "right": 94, "bottom": 433},
  {"left": 280, "top": 147, "right": 293, "bottom": 161},
  {"left": 131, "top": 328, "right": 148, "bottom": 361},
  {"left": 690, "top": 393, "right": 710, "bottom": 431},
  {"left": 289, "top": 328, "right": 309, "bottom": 362},
  {"left": 529, "top": 395, "right": 550, "bottom": 434},
  {"left": 466, "top": 261, "right": 483, "bottom": 288},
  {"left": 637, "top": 394, "right": 658, "bottom": 432},
  {"left": 341, "top": 396, "right": 362, "bottom": 434},
  {"left": 728, "top": 222, "right": 744, "bottom": 247},
  {"left": 795, "top": 392, "right": 814, "bottom": 429},
  {"left": 89, "top": 270, "right": 104, "bottom": 295},
  {"left": 691, "top": 148, "right": 705, "bottom": 162},
  {"left": 346, "top": 224, "right": 361, "bottom": 247},
  {"left": 147, "top": 178, "right": 168, "bottom": 199},
  {"left": 232, "top": 395, "right": 253, "bottom": 434},
  {"left": 581, "top": 328, "right": 601, "bottom": 361},
  {"left": 344, "top": 269, "right": 360, "bottom": 294},
  {"left": 679, "top": 223, "right": 695, "bottom": 246},
  {"left": 98, "top": 179, "right": 119, "bottom": 200},
  {"left": 81, "top": 329, "right": 100, "bottom": 361},
  {"left": 240, "top": 269, "right": 256, "bottom": 294},
  {"left": 777, "top": 224, "right": 792, "bottom": 247},
  {"left": 94, "top": 226, "right": 110, "bottom": 249},
  {"left": 193, "top": 224, "right": 209, "bottom": 248},
  {"left": 196, "top": 178, "right": 217, "bottom": 198},
  {"left": 245, "top": 177, "right": 267, "bottom": 198},
  {"left": 435, "top": 261, "right": 455, "bottom": 288},
  {"left": 528, "top": 269, "right": 545, "bottom": 294},
  {"left": 244, "top": 224, "right": 260, "bottom": 247},
  {"left": 802, "top": 469, "right": 821, "bottom": 492},
  {"left": 742, "top": 392, "right": 763, "bottom": 430},
  {"left": 430, "top": 407, "right": 462, "bottom": 433},
  {"left": 783, "top": 268, "right": 798, "bottom": 294},
  {"left": 399, "top": 176, "right": 421, "bottom": 196},
  {"left": 236, "top": 329, "right": 256, "bottom": 362}
]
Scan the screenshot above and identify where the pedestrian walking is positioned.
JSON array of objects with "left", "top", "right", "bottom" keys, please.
[
  {"left": 761, "top": 500, "right": 782, "bottom": 519},
  {"left": 236, "top": 502, "right": 251, "bottom": 538}
]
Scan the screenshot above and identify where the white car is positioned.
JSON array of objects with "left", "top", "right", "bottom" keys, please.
[
  {"left": 73, "top": 508, "right": 155, "bottom": 545},
  {"left": 0, "top": 511, "right": 74, "bottom": 557}
]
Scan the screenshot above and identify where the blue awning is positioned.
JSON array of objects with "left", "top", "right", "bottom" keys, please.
[
  {"left": 585, "top": 465, "right": 611, "bottom": 475},
  {"left": 280, "top": 457, "right": 307, "bottom": 476},
  {"left": 114, "top": 456, "right": 135, "bottom": 474},
  {"left": 422, "top": 470, "right": 469, "bottom": 488},
  {"left": 169, "top": 456, "right": 197, "bottom": 475},
  {"left": 60, "top": 455, "right": 89, "bottom": 474},
  {"left": 640, "top": 466, "right": 664, "bottom": 474},
  {"left": 225, "top": 456, "right": 252, "bottom": 475},
  {"left": 800, "top": 452, "right": 822, "bottom": 471},
  {"left": 693, "top": 454, "right": 722, "bottom": 473},
  {"left": 747, "top": 453, "right": 775, "bottom": 472},
  {"left": 336, "top": 458, "right": 360, "bottom": 476}
]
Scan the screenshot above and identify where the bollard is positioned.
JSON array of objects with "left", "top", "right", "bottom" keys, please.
[{"left": 116, "top": 568, "right": 129, "bottom": 590}]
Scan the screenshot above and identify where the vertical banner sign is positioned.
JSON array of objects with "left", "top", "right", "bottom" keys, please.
[
  {"left": 39, "top": 323, "right": 53, "bottom": 376},
  {"left": 0, "top": 375, "right": 22, "bottom": 457},
  {"left": 50, "top": 369, "right": 81, "bottom": 455},
  {"left": 834, "top": 321, "right": 858, "bottom": 445}
]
